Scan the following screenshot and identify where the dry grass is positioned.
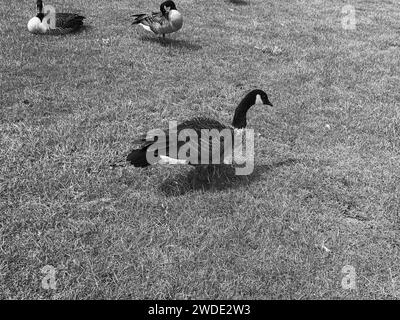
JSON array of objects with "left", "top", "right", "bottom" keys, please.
[{"left": 0, "top": 0, "right": 400, "bottom": 299}]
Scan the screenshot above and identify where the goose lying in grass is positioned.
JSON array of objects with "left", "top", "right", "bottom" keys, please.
[
  {"left": 27, "top": 0, "right": 85, "bottom": 35},
  {"left": 126, "top": 90, "right": 272, "bottom": 186},
  {"left": 131, "top": 0, "right": 183, "bottom": 38}
]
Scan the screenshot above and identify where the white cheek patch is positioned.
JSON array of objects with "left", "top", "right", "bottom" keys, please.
[{"left": 255, "top": 94, "right": 263, "bottom": 105}]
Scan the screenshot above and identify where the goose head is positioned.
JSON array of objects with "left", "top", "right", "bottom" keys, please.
[
  {"left": 232, "top": 89, "right": 273, "bottom": 129},
  {"left": 160, "top": 0, "right": 177, "bottom": 16},
  {"left": 160, "top": 1, "right": 182, "bottom": 31}
]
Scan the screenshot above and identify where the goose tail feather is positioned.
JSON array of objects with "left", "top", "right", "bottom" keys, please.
[
  {"left": 126, "top": 147, "right": 151, "bottom": 167},
  {"left": 131, "top": 13, "right": 148, "bottom": 25}
]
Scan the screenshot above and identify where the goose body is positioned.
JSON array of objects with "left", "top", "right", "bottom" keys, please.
[
  {"left": 27, "top": 0, "right": 85, "bottom": 35},
  {"left": 132, "top": 1, "right": 183, "bottom": 37},
  {"left": 127, "top": 90, "right": 273, "bottom": 167}
]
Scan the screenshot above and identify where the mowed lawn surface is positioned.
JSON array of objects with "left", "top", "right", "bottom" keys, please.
[{"left": 1, "top": 0, "right": 399, "bottom": 299}]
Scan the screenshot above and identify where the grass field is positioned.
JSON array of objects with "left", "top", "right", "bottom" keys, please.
[{"left": 1, "top": 0, "right": 400, "bottom": 299}]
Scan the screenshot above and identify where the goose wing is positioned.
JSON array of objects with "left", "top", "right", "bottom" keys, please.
[
  {"left": 148, "top": 17, "right": 172, "bottom": 34},
  {"left": 174, "top": 118, "right": 234, "bottom": 164},
  {"left": 131, "top": 11, "right": 164, "bottom": 26},
  {"left": 129, "top": 118, "right": 233, "bottom": 165},
  {"left": 147, "top": 10, "right": 183, "bottom": 35},
  {"left": 132, "top": 10, "right": 181, "bottom": 34}
]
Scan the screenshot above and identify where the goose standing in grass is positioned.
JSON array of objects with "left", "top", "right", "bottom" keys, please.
[
  {"left": 131, "top": 1, "right": 183, "bottom": 39},
  {"left": 126, "top": 89, "right": 272, "bottom": 187},
  {"left": 27, "top": 0, "right": 85, "bottom": 35}
]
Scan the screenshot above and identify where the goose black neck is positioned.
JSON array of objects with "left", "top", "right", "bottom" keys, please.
[
  {"left": 232, "top": 90, "right": 262, "bottom": 129},
  {"left": 36, "top": 0, "right": 44, "bottom": 20}
]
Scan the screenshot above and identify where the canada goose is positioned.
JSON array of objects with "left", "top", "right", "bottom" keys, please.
[
  {"left": 126, "top": 89, "right": 272, "bottom": 170},
  {"left": 27, "top": 0, "right": 85, "bottom": 35},
  {"left": 131, "top": 1, "right": 183, "bottom": 38}
]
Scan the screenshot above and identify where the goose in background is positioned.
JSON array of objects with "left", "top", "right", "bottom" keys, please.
[
  {"left": 27, "top": 0, "right": 85, "bottom": 35},
  {"left": 131, "top": 1, "right": 183, "bottom": 38}
]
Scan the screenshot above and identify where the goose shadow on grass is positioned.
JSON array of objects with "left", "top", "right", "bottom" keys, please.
[
  {"left": 35, "top": 25, "right": 91, "bottom": 36},
  {"left": 140, "top": 35, "right": 202, "bottom": 51},
  {"left": 228, "top": 0, "right": 250, "bottom": 5},
  {"left": 77, "top": 25, "right": 92, "bottom": 34},
  {"left": 65, "top": 25, "right": 93, "bottom": 35},
  {"left": 158, "top": 158, "right": 301, "bottom": 196}
]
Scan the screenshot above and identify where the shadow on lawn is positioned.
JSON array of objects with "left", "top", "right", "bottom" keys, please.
[
  {"left": 32, "top": 25, "right": 92, "bottom": 37},
  {"left": 67, "top": 25, "right": 93, "bottom": 35},
  {"left": 159, "top": 158, "right": 300, "bottom": 196},
  {"left": 228, "top": 0, "right": 250, "bottom": 5},
  {"left": 140, "top": 36, "right": 202, "bottom": 51}
]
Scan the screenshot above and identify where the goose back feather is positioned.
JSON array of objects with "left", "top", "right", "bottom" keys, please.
[{"left": 131, "top": 1, "right": 182, "bottom": 36}]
